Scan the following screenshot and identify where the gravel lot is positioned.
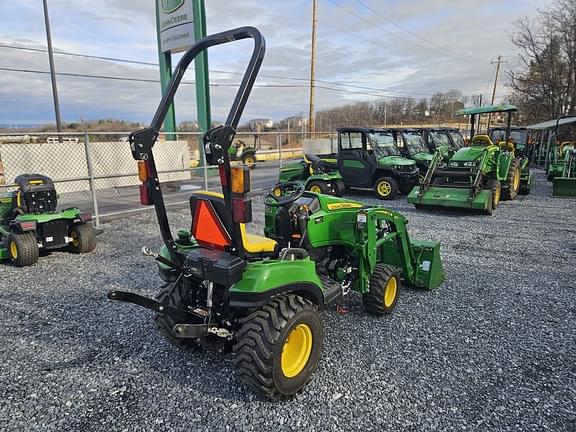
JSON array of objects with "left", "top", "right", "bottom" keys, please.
[{"left": 1, "top": 169, "right": 575, "bottom": 431}]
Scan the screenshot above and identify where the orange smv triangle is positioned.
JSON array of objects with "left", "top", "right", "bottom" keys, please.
[{"left": 192, "top": 200, "right": 231, "bottom": 250}]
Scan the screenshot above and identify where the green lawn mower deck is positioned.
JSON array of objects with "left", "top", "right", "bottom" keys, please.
[{"left": 0, "top": 174, "right": 96, "bottom": 266}]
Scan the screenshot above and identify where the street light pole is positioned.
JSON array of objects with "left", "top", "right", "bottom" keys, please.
[{"left": 42, "top": 0, "right": 63, "bottom": 136}]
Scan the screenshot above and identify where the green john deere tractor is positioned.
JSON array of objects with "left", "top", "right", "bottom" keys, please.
[
  {"left": 0, "top": 174, "right": 96, "bottom": 266},
  {"left": 277, "top": 154, "right": 345, "bottom": 196},
  {"left": 489, "top": 126, "right": 533, "bottom": 194},
  {"left": 408, "top": 104, "right": 525, "bottom": 215},
  {"left": 106, "top": 27, "right": 445, "bottom": 401},
  {"left": 547, "top": 141, "right": 575, "bottom": 181}
]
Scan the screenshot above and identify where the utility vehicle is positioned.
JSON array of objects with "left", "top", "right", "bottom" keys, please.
[
  {"left": 0, "top": 174, "right": 96, "bottom": 266},
  {"left": 106, "top": 27, "right": 444, "bottom": 400},
  {"left": 408, "top": 104, "right": 528, "bottom": 214},
  {"left": 420, "top": 128, "right": 465, "bottom": 156}
]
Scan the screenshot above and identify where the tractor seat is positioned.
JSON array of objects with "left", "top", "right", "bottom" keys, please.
[
  {"left": 304, "top": 153, "right": 327, "bottom": 174},
  {"left": 13, "top": 174, "right": 57, "bottom": 213},
  {"left": 471, "top": 135, "right": 494, "bottom": 147},
  {"left": 190, "top": 191, "right": 278, "bottom": 257}
]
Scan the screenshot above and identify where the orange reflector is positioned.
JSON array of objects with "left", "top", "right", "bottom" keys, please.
[
  {"left": 192, "top": 200, "right": 231, "bottom": 250},
  {"left": 231, "top": 166, "right": 250, "bottom": 194},
  {"left": 137, "top": 161, "right": 148, "bottom": 182}
]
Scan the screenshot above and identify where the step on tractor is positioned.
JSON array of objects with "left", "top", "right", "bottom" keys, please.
[
  {"left": 318, "top": 127, "right": 419, "bottom": 200},
  {"left": 277, "top": 154, "right": 345, "bottom": 196},
  {"left": 408, "top": 104, "right": 527, "bottom": 215},
  {"left": 106, "top": 27, "right": 445, "bottom": 401},
  {"left": 489, "top": 126, "right": 533, "bottom": 194},
  {"left": 0, "top": 174, "right": 96, "bottom": 266}
]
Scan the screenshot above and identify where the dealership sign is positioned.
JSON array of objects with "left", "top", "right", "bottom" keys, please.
[{"left": 158, "top": 0, "right": 195, "bottom": 53}]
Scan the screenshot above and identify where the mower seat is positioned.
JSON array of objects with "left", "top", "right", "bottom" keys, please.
[
  {"left": 471, "top": 135, "right": 494, "bottom": 147},
  {"left": 13, "top": 174, "right": 57, "bottom": 213},
  {"left": 190, "top": 191, "right": 278, "bottom": 257}
]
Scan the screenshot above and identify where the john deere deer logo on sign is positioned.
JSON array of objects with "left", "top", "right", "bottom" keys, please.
[{"left": 162, "top": 0, "right": 184, "bottom": 14}]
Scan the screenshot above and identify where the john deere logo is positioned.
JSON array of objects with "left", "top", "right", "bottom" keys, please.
[{"left": 161, "top": 0, "right": 184, "bottom": 14}]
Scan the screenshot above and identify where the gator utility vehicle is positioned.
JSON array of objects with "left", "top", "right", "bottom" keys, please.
[
  {"left": 277, "top": 154, "right": 345, "bottom": 196},
  {"left": 319, "top": 127, "right": 419, "bottom": 200},
  {"left": 489, "top": 126, "right": 533, "bottom": 194},
  {"left": 420, "top": 128, "right": 465, "bottom": 156},
  {"left": 106, "top": 27, "right": 444, "bottom": 401},
  {"left": 408, "top": 104, "right": 525, "bottom": 214},
  {"left": 392, "top": 128, "right": 438, "bottom": 179},
  {"left": 0, "top": 174, "right": 96, "bottom": 266}
]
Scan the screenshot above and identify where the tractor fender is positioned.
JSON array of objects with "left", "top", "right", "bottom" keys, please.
[
  {"left": 496, "top": 152, "right": 513, "bottom": 181},
  {"left": 372, "top": 169, "right": 394, "bottom": 184},
  {"left": 307, "top": 172, "right": 342, "bottom": 182},
  {"left": 228, "top": 283, "right": 326, "bottom": 310}
]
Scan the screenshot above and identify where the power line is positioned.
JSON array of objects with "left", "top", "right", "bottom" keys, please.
[
  {"left": 323, "top": 0, "right": 485, "bottom": 64},
  {"left": 352, "top": 0, "right": 479, "bottom": 62},
  {"left": 0, "top": 43, "right": 439, "bottom": 97}
]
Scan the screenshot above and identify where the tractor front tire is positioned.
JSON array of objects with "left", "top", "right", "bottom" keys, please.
[
  {"left": 502, "top": 159, "right": 521, "bottom": 201},
  {"left": 363, "top": 264, "right": 401, "bottom": 315},
  {"left": 307, "top": 181, "right": 329, "bottom": 195},
  {"left": 69, "top": 223, "right": 97, "bottom": 254},
  {"left": 374, "top": 177, "right": 399, "bottom": 200},
  {"left": 334, "top": 180, "right": 346, "bottom": 197},
  {"left": 7, "top": 232, "right": 39, "bottom": 267},
  {"left": 234, "top": 294, "right": 324, "bottom": 400},
  {"left": 154, "top": 280, "right": 201, "bottom": 350},
  {"left": 484, "top": 179, "right": 501, "bottom": 210}
]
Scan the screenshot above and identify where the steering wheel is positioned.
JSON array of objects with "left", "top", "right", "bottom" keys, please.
[{"left": 265, "top": 181, "right": 305, "bottom": 207}]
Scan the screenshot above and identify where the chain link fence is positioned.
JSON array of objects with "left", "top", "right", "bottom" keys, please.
[{"left": 0, "top": 131, "right": 318, "bottom": 227}]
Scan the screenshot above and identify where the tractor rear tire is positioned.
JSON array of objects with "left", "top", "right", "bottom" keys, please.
[
  {"left": 69, "top": 223, "right": 97, "bottom": 254},
  {"left": 502, "top": 159, "right": 521, "bottom": 201},
  {"left": 307, "top": 181, "right": 329, "bottom": 195},
  {"left": 7, "top": 232, "right": 39, "bottom": 267},
  {"left": 374, "top": 177, "right": 399, "bottom": 200},
  {"left": 242, "top": 154, "right": 256, "bottom": 169},
  {"left": 484, "top": 179, "right": 501, "bottom": 210},
  {"left": 154, "top": 280, "right": 201, "bottom": 350},
  {"left": 234, "top": 294, "right": 324, "bottom": 400},
  {"left": 363, "top": 264, "right": 401, "bottom": 316}
]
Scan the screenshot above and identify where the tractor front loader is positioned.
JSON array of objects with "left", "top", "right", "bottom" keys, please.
[
  {"left": 106, "top": 27, "right": 444, "bottom": 401},
  {"left": 552, "top": 148, "right": 576, "bottom": 197}
]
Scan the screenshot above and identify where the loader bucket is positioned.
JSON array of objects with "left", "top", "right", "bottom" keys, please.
[
  {"left": 408, "top": 186, "right": 492, "bottom": 214},
  {"left": 410, "top": 240, "right": 444, "bottom": 290},
  {"left": 552, "top": 177, "right": 576, "bottom": 197}
]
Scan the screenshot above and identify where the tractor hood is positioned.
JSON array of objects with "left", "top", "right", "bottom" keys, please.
[
  {"left": 378, "top": 156, "right": 415, "bottom": 168},
  {"left": 411, "top": 152, "right": 433, "bottom": 163},
  {"left": 450, "top": 146, "right": 486, "bottom": 162}
]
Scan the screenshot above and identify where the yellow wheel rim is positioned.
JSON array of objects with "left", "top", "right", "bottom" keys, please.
[
  {"left": 281, "top": 324, "right": 313, "bottom": 378},
  {"left": 494, "top": 184, "right": 501, "bottom": 206},
  {"left": 309, "top": 185, "right": 322, "bottom": 193},
  {"left": 9, "top": 241, "right": 17, "bottom": 259},
  {"left": 71, "top": 230, "right": 79, "bottom": 247},
  {"left": 513, "top": 168, "right": 520, "bottom": 191},
  {"left": 244, "top": 157, "right": 255, "bottom": 166},
  {"left": 384, "top": 276, "right": 398, "bottom": 308},
  {"left": 377, "top": 181, "right": 392, "bottom": 197}
]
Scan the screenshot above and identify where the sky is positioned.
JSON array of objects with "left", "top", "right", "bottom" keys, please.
[{"left": 0, "top": 0, "right": 552, "bottom": 125}]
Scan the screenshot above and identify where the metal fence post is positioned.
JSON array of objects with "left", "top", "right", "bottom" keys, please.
[
  {"left": 83, "top": 132, "right": 100, "bottom": 228},
  {"left": 278, "top": 133, "right": 282, "bottom": 169}
]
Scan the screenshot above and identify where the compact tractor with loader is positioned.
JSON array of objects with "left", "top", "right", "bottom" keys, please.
[
  {"left": 552, "top": 147, "right": 576, "bottom": 197},
  {"left": 277, "top": 154, "right": 345, "bottom": 196},
  {"left": 408, "top": 104, "right": 527, "bottom": 214},
  {"left": 106, "top": 27, "right": 445, "bottom": 400},
  {"left": 0, "top": 174, "right": 96, "bottom": 266}
]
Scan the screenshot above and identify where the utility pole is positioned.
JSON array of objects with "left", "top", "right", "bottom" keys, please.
[
  {"left": 42, "top": 0, "right": 63, "bottom": 137},
  {"left": 487, "top": 55, "right": 502, "bottom": 131},
  {"left": 308, "top": 0, "right": 318, "bottom": 137}
]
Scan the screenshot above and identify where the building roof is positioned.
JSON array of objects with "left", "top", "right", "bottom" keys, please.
[{"left": 526, "top": 116, "right": 576, "bottom": 130}]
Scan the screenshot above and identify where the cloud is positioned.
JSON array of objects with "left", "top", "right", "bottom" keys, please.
[{"left": 0, "top": 0, "right": 552, "bottom": 125}]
